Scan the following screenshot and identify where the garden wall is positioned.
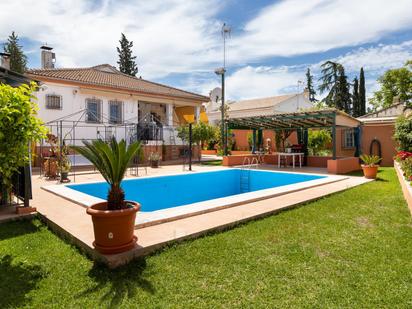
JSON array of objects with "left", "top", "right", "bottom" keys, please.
[{"left": 394, "top": 161, "right": 412, "bottom": 215}]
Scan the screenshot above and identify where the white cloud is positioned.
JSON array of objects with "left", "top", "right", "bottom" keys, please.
[
  {"left": 229, "top": 0, "right": 412, "bottom": 63},
  {"left": 192, "top": 40, "right": 412, "bottom": 101},
  {"left": 0, "top": 0, "right": 223, "bottom": 78},
  {"left": 1, "top": 0, "right": 412, "bottom": 98}
]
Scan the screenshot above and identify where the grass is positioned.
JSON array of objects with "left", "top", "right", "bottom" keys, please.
[
  {"left": 200, "top": 160, "right": 222, "bottom": 166},
  {"left": 1, "top": 168, "right": 412, "bottom": 308}
]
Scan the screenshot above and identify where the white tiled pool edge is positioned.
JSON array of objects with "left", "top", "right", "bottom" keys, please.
[{"left": 42, "top": 169, "right": 348, "bottom": 228}]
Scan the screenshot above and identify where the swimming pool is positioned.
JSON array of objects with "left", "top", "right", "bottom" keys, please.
[
  {"left": 44, "top": 169, "right": 341, "bottom": 227},
  {"left": 67, "top": 169, "right": 325, "bottom": 212}
]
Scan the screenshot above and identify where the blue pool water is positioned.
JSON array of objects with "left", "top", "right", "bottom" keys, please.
[{"left": 67, "top": 170, "right": 325, "bottom": 212}]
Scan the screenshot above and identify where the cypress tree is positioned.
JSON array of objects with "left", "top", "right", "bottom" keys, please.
[
  {"left": 335, "top": 67, "right": 351, "bottom": 113},
  {"left": 359, "top": 67, "right": 366, "bottom": 115},
  {"left": 352, "top": 77, "right": 360, "bottom": 117},
  {"left": 116, "top": 33, "right": 138, "bottom": 76},
  {"left": 3, "top": 31, "right": 27, "bottom": 73},
  {"left": 305, "top": 68, "right": 316, "bottom": 101}
]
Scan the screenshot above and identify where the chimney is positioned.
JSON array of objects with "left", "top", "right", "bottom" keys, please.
[
  {"left": 0, "top": 52, "right": 11, "bottom": 70},
  {"left": 303, "top": 87, "right": 310, "bottom": 99},
  {"left": 40, "top": 45, "right": 56, "bottom": 69}
]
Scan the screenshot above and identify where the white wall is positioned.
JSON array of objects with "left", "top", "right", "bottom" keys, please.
[
  {"left": 274, "top": 94, "right": 313, "bottom": 113},
  {"left": 35, "top": 82, "right": 181, "bottom": 145}
]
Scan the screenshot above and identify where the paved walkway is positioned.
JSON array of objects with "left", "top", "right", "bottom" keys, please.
[{"left": 30, "top": 164, "right": 371, "bottom": 267}]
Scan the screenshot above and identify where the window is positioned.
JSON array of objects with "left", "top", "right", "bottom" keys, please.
[
  {"left": 86, "top": 98, "right": 102, "bottom": 123},
  {"left": 343, "top": 129, "right": 355, "bottom": 148},
  {"left": 109, "top": 100, "right": 123, "bottom": 124},
  {"left": 46, "top": 94, "right": 62, "bottom": 109}
]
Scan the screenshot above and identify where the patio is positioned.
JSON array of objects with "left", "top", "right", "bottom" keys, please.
[
  {"left": 30, "top": 163, "right": 371, "bottom": 268},
  {"left": 224, "top": 109, "right": 362, "bottom": 174}
]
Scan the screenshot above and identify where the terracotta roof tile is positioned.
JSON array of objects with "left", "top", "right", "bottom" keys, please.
[{"left": 26, "top": 64, "right": 208, "bottom": 102}]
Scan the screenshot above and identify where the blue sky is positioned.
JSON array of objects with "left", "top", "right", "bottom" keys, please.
[{"left": 1, "top": 0, "right": 412, "bottom": 101}]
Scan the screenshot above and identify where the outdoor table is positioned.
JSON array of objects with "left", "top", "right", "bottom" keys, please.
[{"left": 275, "top": 152, "right": 304, "bottom": 168}]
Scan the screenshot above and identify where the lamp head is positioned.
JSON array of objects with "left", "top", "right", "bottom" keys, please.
[{"left": 214, "top": 67, "right": 226, "bottom": 75}]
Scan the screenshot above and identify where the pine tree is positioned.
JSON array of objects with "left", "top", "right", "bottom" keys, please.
[
  {"left": 318, "top": 61, "right": 342, "bottom": 107},
  {"left": 3, "top": 31, "right": 27, "bottom": 73},
  {"left": 305, "top": 68, "right": 316, "bottom": 101},
  {"left": 352, "top": 77, "right": 360, "bottom": 117},
  {"left": 359, "top": 67, "right": 366, "bottom": 115},
  {"left": 116, "top": 33, "right": 138, "bottom": 76}
]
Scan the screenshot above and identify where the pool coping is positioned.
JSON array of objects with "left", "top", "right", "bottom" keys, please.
[{"left": 42, "top": 169, "right": 348, "bottom": 228}]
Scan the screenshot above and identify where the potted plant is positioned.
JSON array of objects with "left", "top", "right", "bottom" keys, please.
[
  {"left": 58, "top": 143, "right": 71, "bottom": 182},
  {"left": 72, "top": 137, "right": 141, "bottom": 254},
  {"left": 58, "top": 157, "right": 71, "bottom": 182},
  {"left": 148, "top": 152, "right": 161, "bottom": 168},
  {"left": 360, "top": 154, "right": 381, "bottom": 179},
  {"left": 44, "top": 133, "right": 59, "bottom": 178}
]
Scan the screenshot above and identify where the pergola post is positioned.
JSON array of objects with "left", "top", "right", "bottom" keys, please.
[
  {"left": 257, "top": 129, "right": 263, "bottom": 151},
  {"left": 354, "top": 126, "right": 362, "bottom": 157},
  {"left": 332, "top": 115, "right": 337, "bottom": 160},
  {"left": 252, "top": 129, "right": 257, "bottom": 154}
]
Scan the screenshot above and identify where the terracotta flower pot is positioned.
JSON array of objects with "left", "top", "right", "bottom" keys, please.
[
  {"left": 361, "top": 165, "right": 379, "bottom": 179},
  {"left": 86, "top": 201, "right": 140, "bottom": 254}
]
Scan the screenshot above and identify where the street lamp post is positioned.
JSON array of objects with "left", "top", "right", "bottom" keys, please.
[
  {"left": 215, "top": 67, "right": 226, "bottom": 155},
  {"left": 214, "top": 23, "right": 231, "bottom": 156}
]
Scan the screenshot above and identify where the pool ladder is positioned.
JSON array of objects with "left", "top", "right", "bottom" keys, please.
[{"left": 240, "top": 157, "right": 259, "bottom": 193}]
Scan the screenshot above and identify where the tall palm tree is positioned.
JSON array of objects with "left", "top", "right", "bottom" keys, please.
[{"left": 72, "top": 137, "right": 141, "bottom": 210}]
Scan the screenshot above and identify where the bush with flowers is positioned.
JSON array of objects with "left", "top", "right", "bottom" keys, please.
[{"left": 394, "top": 151, "right": 412, "bottom": 184}]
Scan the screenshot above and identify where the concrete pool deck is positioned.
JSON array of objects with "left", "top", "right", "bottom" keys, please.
[{"left": 31, "top": 164, "right": 372, "bottom": 267}]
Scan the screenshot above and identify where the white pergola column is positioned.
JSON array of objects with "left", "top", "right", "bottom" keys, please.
[
  {"left": 195, "top": 105, "right": 201, "bottom": 123},
  {"left": 166, "top": 104, "right": 174, "bottom": 126}
]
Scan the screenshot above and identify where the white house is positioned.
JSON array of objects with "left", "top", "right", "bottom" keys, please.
[
  {"left": 207, "top": 91, "right": 313, "bottom": 123},
  {"left": 23, "top": 47, "right": 208, "bottom": 163}
]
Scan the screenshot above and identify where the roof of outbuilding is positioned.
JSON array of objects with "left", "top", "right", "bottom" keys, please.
[
  {"left": 26, "top": 64, "right": 208, "bottom": 102},
  {"left": 225, "top": 94, "right": 298, "bottom": 111}
]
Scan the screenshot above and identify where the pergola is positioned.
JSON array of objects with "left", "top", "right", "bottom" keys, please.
[{"left": 226, "top": 109, "right": 361, "bottom": 159}]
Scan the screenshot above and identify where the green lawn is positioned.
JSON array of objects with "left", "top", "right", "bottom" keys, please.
[
  {"left": 200, "top": 159, "right": 223, "bottom": 166},
  {"left": 1, "top": 168, "right": 412, "bottom": 308}
]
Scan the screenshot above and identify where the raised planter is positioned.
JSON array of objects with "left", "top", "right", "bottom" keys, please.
[
  {"left": 201, "top": 150, "right": 217, "bottom": 155},
  {"left": 327, "top": 157, "right": 360, "bottom": 174},
  {"left": 394, "top": 161, "right": 412, "bottom": 215}
]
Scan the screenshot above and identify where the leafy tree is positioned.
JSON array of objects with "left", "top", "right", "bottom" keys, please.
[
  {"left": 305, "top": 68, "right": 316, "bottom": 101},
  {"left": 0, "top": 82, "right": 46, "bottom": 201},
  {"left": 359, "top": 67, "right": 366, "bottom": 116},
  {"left": 275, "top": 130, "right": 293, "bottom": 152},
  {"left": 177, "top": 122, "right": 219, "bottom": 159},
  {"left": 3, "top": 31, "right": 27, "bottom": 73},
  {"left": 352, "top": 77, "right": 360, "bottom": 117},
  {"left": 318, "top": 61, "right": 352, "bottom": 114},
  {"left": 307, "top": 129, "right": 331, "bottom": 156},
  {"left": 370, "top": 62, "right": 412, "bottom": 110},
  {"left": 116, "top": 33, "right": 138, "bottom": 76},
  {"left": 394, "top": 114, "right": 412, "bottom": 152}
]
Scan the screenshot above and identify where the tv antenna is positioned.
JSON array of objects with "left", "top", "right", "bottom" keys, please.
[{"left": 222, "top": 23, "right": 231, "bottom": 68}]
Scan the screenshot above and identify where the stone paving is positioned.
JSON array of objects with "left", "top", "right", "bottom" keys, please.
[{"left": 30, "top": 163, "right": 371, "bottom": 267}]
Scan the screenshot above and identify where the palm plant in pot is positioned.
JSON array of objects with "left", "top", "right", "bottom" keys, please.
[
  {"left": 360, "top": 154, "right": 381, "bottom": 179},
  {"left": 72, "top": 137, "right": 141, "bottom": 254}
]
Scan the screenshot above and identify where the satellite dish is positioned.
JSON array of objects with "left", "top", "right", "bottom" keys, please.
[
  {"left": 208, "top": 87, "right": 222, "bottom": 112},
  {"left": 209, "top": 87, "right": 222, "bottom": 103}
]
